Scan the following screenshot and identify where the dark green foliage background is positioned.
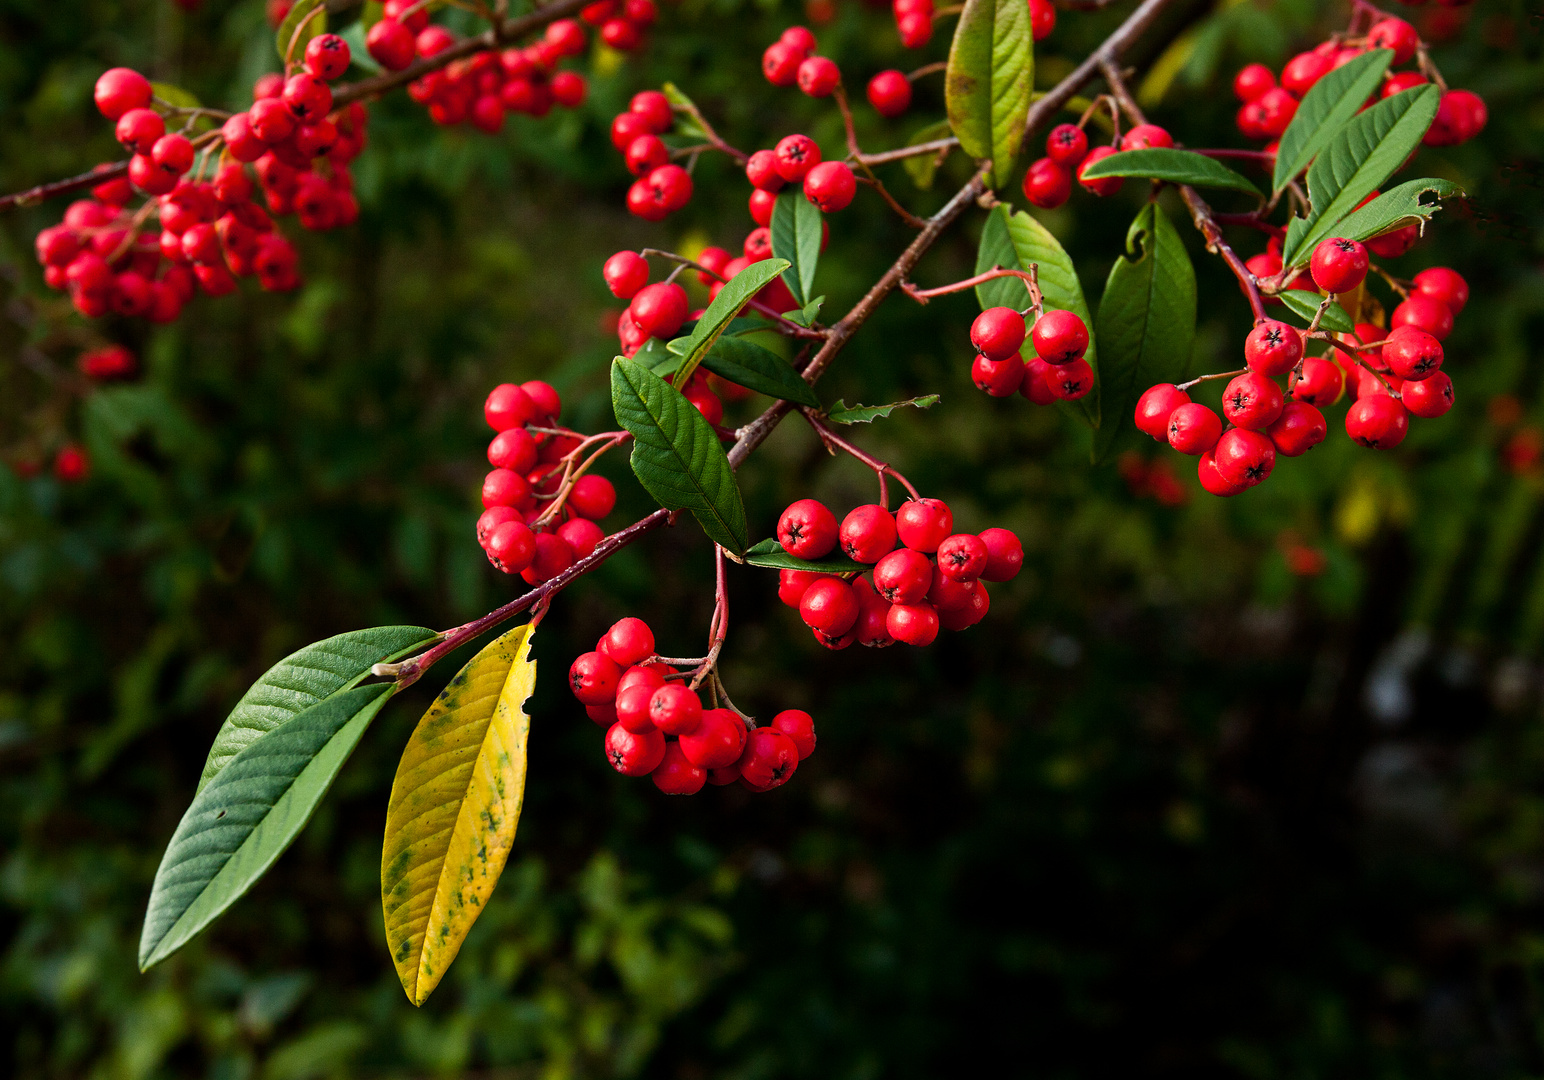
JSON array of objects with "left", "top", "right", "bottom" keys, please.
[{"left": 2, "top": 0, "right": 1542, "bottom": 1075}]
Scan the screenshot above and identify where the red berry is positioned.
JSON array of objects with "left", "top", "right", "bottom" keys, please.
[
  {"left": 978, "top": 527, "right": 1023, "bottom": 582},
  {"left": 896, "top": 12, "right": 932, "bottom": 49},
  {"left": 642, "top": 164, "right": 693, "bottom": 215},
  {"left": 1267, "top": 400, "right": 1327, "bottom": 457},
  {"left": 116, "top": 108, "right": 164, "bottom": 155},
  {"left": 1244, "top": 320, "right": 1303, "bottom": 377},
  {"left": 651, "top": 743, "right": 706, "bottom": 795},
  {"left": 778, "top": 498, "right": 838, "bottom": 558},
  {"left": 797, "top": 56, "right": 841, "bottom": 97},
  {"left": 1134, "top": 383, "right": 1190, "bottom": 440},
  {"left": 762, "top": 41, "right": 804, "bottom": 86},
  {"left": 482, "top": 468, "right": 532, "bottom": 509},
  {"left": 1366, "top": 224, "right": 1420, "bottom": 259},
  {"left": 625, "top": 134, "right": 669, "bottom": 177},
  {"left": 1425, "top": 89, "right": 1486, "bottom": 147},
  {"left": 743, "top": 227, "right": 773, "bottom": 261},
  {"left": 1120, "top": 124, "right": 1172, "bottom": 151},
  {"left": 937, "top": 533, "right": 988, "bottom": 582},
  {"left": 867, "top": 70, "right": 912, "bottom": 117},
  {"left": 1031, "top": 309, "right": 1088, "bottom": 365},
  {"left": 1281, "top": 51, "right": 1333, "bottom": 95},
  {"left": 1022, "top": 157, "right": 1071, "bottom": 208},
  {"left": 887, "top": 602, "right": 939, "bottom": 646},
  {"left": 1213, "top": 428, "right": 1277, "bottom": 487},
  {"left": 95, "top": 68, "right": 153, "bottom": 120},
  {"left": 305, "top": 33, "right": 352, "bottom": 80},
  {"left": 1382, "top": 326, "right": 1444, "bottom": 380},
  {"left": 614, "top": 682, "right": 658, "bottom": 733},
  {"left": 800, "top": 577, "right": 860, "bottom": 636},
  {"left": 771, "top": 709, "right": 816, "bottom": 759},
  {"left": 895, "top": 498, "right": 952, "bottom": 553},
  {"left": 249, "top": 98, "right": 295, "bottom": 143},
  {"left": 486, "top": 520, "right": 537, "bottom": 573},
  {"left": 1233, "top": 63, "right": 1275, "bottom": 102},
  {"left": 748, "top": 188, "right": 777, "bottom": 226},
  {"left": 522, "top": 380, "right": 561, "bottom": 423},
  {"left": 521, "top": 532, "right": 575, "bottom": 584},
  {"left": 804, "top": 161, "right": 855, "bottom": 212},
  {"left": 973, "top": 355, "right": 1025, "bottom": 397},
  {"left": 569, "top": 474, "right": 616, "bottom": 520},
  {"left": 485, "top": 383, "right": 535, "bottom": 431},
  {"left": 1367, "top": 17, "right": 1419, "bottom": 64},
  {"left": 1221, "top": 371, "right": 1285, "bottom": 431},
  {"left": 1382, "top": 72, "right": 1428, "bottom": 100},
  {"left": 738, "top": 728, "right": 799, "bottom": 791},
  {"left": 1289, "top": 356, "right": 1345, "bottom": 406},
  {"left": 629, "top": 282, "right": 689, "bottom": 339},
  {"left": 605, "top": 722, "right": 666, "bottom": 776},
  {"left": 839, "top": 504, "right": 897, "bottom": 563},
  {"left": 648, "top": 684, "right": 703, "bottom": 736},
  {"left": 569, "top": 650, "right": 621, "bottom": 705},
  {"left": 1197, "top": 449, "right": 1247, "bottom": 498},
  {"left": 781, "top": 25, "right": 816, "bottom": 52},
  {"left": 1020, "top": 357, "right": 1058, "bottom": 405},
  {"left": 602, "top": 250, "right": 649, "bottom": 299},
  {"left": 1391, "top": 294, "right": 1453, "bottom": 341},
  {"left": 1077, "top": 147, "right": 1123, "bottom": 196},
  {"left": 629, "top": 90, "right": 672, "bottom": 134},
  {"left": 1402, "top": 371, "right": 1454, "bottom": 418},
  {"left": 1166, "top": 402, "right": 1223, "bottom": 455},
  {"left": 556, "top": 517, "right": 604, "bottom": 559},
  {"left": 873, "top": 548, "right": 932, "bottom": 604},
  {"left": 773, "top": 134, "right": 821, "bottom": 182},
  {"left": 151, "top": 134, "right": 194, "bottom": 176},
  {"left": 970, "top": 307, "right": 1026, "bottom": 361},
  {"left": 1046, "top": 123, "right": 1088, "bottom": 166},
  {"left": 680, "top": 708, "right": 748, "bottom": 769},
  {"left": 53, "top": 444, "right": 90, "bottom": 483},
  {"left": 1309, "top": 237, "right": 1369, "bottom": 294},
  {"left": 1029, "top": 0, "right": 1055, "bottom": 40},
  {"left": 546, "top": 18, "right": 587, "bottom": 56},
  {"left": 1346, "top": 394, "right": 1409, "bottom": 448},
  {"left": 1047, "top": 357, "right": 1094, "bottom": 400},
  {"left": 929, "top": 562, "right": 979, "bottom": 611},
  {"left": 1412, "top": 267, "right": 1468, "bottom": 316},
  {"left": 777, "top": 568, "right": 826, "bottom": 607},
  {"left": 745, "top": 149, "right": 785, "bottom": 192},
  {"left": 938, "top": 582, "right": 990, "bottom": 631},
  {"left": 478, "top": 503, "right": 523, "bottom": 547}
]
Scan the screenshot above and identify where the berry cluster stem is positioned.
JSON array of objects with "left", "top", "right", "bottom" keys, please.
[
  {"left": 901, "top": 265, "right": 1042, "bottom": 313},
  {"left": 801, "top": 409, "right": 922, "bottom": 504}
]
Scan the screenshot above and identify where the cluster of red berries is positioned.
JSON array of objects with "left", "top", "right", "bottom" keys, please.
[
  {"left": 1131, "top": 262, "right": 1466, "bottom": 497},
  {"left": 968, "top": 305, "right": 1093, "bottom": 404},
  {"left": 78, "top": 343, "right": 137, "bottom": 381},
  {"left": 885, "top": 0, "right": 1054, "bottom": 52},
  {"left": 608, "top": 90, "right": 693, "bottom": 222},
  {"left": 774, "top": 497, "right": 1023, "bottom": 648},
  {"left": 475, "top": 380, "right": 622, "bottom": 582},
  {"left": 569, "top": 617, "right": 816, "bottom": 794},
  {"left": 1021, "top": 120, "right": 1173, "bottom": 210}
]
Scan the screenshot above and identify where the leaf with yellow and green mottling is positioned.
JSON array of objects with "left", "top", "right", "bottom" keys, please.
[{"left": 381, "top": 623, "right": 537, "bottom": 1006}]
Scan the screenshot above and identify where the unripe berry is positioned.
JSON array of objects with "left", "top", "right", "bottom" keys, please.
[
  {"left": 651, "top": 743, "right": 706, "bottom": 795},
  {"left": 1120, "top": 124, "right": 1172, "bottom": 151},
  {"left": 1267, "top": 400, "right": 1327, "bottom": 457},
  {"left": 973, "top": 355, "right": 1025, "bottom": 397},
  {"left": 569, "top": 474, "right": 616, "bottom": 520},
  {"left": 874, "top": 547, "right": 933, "bottom": 604},
  {"left": 797, "top": 56, "right": 840, "bottom": 97},
  {"left": 771, "top": 709, "right": 816, "bottom": 760},
  {"left": 485, "top": 383, "right": 536, "bottom": 431},
  {"left": 738, "top": 728, "right": 799, "bottom": 791},
  {"left": 800, "top": 578, "right": 860, "bottom": 636},
  {"left": 895, "top": 498, "right": 952, "bottom": 553},
  {"left": 1391, "top": 294, "right": 1453, "bottom": 341},
  {"left": 1309, "top": 237, "right": 1369, "bottom": 294},
  {"left": 1046, "top": 123, "right": 1088, "bottom": 166},
  {"left": 977, "top": 527, "right": 1023, "bottom": 582},
  {"left": 648, "top": 683, "right": 703, "bottom": 736},
  {"left": 1197, "top": 449, "right": 1247, "bottom": 498},
  {"left": 778, "top": 498, "right": 839, "bottom": 558},
  {"left": 1345, "top": 394, "right": 1409, "bottom": 448},
  {"left": 1289, "top": 356, "right": 1345, "bottom": 406},
  {"left": 628, "top": 282, "right": 689, "bottom": 339},
  {"left": 773, "top": 134, "right": 821, "bottom": 182},
  {"left": 1022, "top": 157, "right": 1071, "bottom": 209},
  {"left": 569, "top": 651, "right": 621, "bottom": 705},
  {"left": 1047, "top": 358, "right": 1094, "bottom": 400},
  {"left": 1031, "top": 309, "right": 1088, "bottom": 364},
  {"left": 1213, "top": 428, "right": 1276, "bottom": 487},
  {"left": 1077, "top": 146, "right": 1123, "bottom": 196},
  {"left": 804, "top": 161, "right": 855, "bottom": 212},
  {"left": 679, "top": 707, "right": 747, "bottom": 769},
  {"left": 1412, "top": 267, "right": 1468, "bottom": 315},
  {"left": 1244, "top": 320, "right": 1303, "bottom": 377},
  {"left": 1382, "top": 326, "right": 1444, "bottom": 380},
  {"left": 886, "top": 602, "right": 939, "bottom": 646},
  {"left": 1402, "top": 371, "right": 1454, "bottom": 418},
  {"left": 970, "top": 307, "right": 1026, "bottom": 361},
  {"left": 605, "top": 722, "right": 666, "bottom": 776},
  {"left": 937, "top": 533, "right": 988, "bottom": 582},
  {"left": 1135, "top": 383, "right": 1190, "bottom": 440},
  {"left": 1233, "top": 63, "right": 1275, "bottom": 102},
  {"left": 1166, "top": 403, "right": 1223, "bottom": 455},
  {"left": 95, "top": 67, "right": 153, "bottom": 120},
  {"left": 1222, "top": 371, "right": 1285, "bottom": 431},
  {"left": 867, "top": 70, "right": 912, "bottom": 117}
]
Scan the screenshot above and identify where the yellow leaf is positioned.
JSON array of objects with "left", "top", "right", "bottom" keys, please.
[{"left": 380, "top": 623, "right": 537, "bottom": 1005}]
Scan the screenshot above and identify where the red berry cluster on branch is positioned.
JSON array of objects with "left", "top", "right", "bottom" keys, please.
[
  {"left": 1022, "top": 120, "right": 1173, "bottom": 209},
  {"left": 969, "top": 304, "right": 1093, "bottom": 404}
]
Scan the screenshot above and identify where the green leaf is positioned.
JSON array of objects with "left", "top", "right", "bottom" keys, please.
[
  {"left": 197, "top": 626, "right": 438, "bottom": 794},
  {"left": 671, "top": 259, "right": 790, "bottom": 390},
  {"left": 660, "top": 82, "right": 703, "bottom": 139},
  {"left": 1272, "top": 49, "right": 1392, "bottom": 197},
  {"left": 826, "top": 395, "right": 941, "bottom": 425},
  {"left": 743, "top": 538, "right": 865, "bottom": 573},
  {"left": 770, "top": 191, "right": 822, "bottom": 307},
  {"left": 338, "top": 21, "right": 383, "bottom": 75},
  {"left": 785, "top": 296, "right": 825, "bottom": 328},
  {"left": 383, "top": 624, "right": 536, "bottom": 1006},
  {"left": 1092, "top": 203, "right": 1196, "bottom": 464},
  {"left": 1280, "top": 84, "right": 1441, "bottom": 268},
  {"left": 700, "top": 337, "right": 819, "bottom": 407},
  {"left": 976, "top": 205, "right": 1100, "bottom": 428},
  {"left": 945, "top": 0, "right": 1033, "bottom": 188},
  {"left": 1329, "top": 176, "right": 1465, "bottom": 245},
  {"left": 1078, "top": 148, "right": 1262, "bottom": 197},
  {"left": 275, "top": 0, "right": 327, "bottom": 62},
  {"left": 140, "top": 683, "right": 396, "bottom": 970},
  {"left": 901, "top": 120, "right": 954, "bottom": 190},
  {"left": 611, "top": 358, "right": 749, "bottom": 554},
  {"left": 1275, "top": 289, "right": 1355, "bottom": 334},
  {"left": 634, "top": 337, "right": 678, "bottom": 375},
  {"left": 150, "top": 82, "right": 200, "bottom": 110}
]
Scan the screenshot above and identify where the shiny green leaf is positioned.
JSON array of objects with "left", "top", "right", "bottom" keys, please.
[
  {"left": 1276, "top": 290, "right": 1355, "bottom": 334},
  {"left": 743, "top": 538, "right": 865, "bottom": 573},
  {"left": 1272, "top": 49, "right": 1392, "bottom": 197},
  {"left": 1078, "top": 148, "right": 1262, "bottom": 197},
  {"left": 770, "top": 191, "right": 822, "bottom": 307},
  {"left": 700, "top": 337, "right": 819, "bottom": 407},
  {"left": 826, "top": 395, "right": 941, "bottom": 425},
  {"left": 945, "top": 0, "right": 1033, "bottom": 187},
  {"left": 671, "top": 259, "right": 789, "bottom": 390},
  {"left": 1330, "top": 177, "right": 1465, "bottom": 245}
]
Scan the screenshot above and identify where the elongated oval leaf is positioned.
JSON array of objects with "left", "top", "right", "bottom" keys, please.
[
  {"left": 770, "top": 191, "right": 822, "bottom": 307},
  {"left": 198, "top": 626, "right": 439, "bottom": 793},
  {"left": 612, "top": 358, "right": 749, "bottom": 554},
  {"left": 826, "top": 395, "right": 940, "bottom": 425},
  {"left": 382, "top": 623, "right": 536, "bottom": 1006},
  {"left": 1272, "top": 49, "right": 1393, "bottom": 196},
  {"left": 1275, "top": 289, "right": 1355, "bottom": 334},
  {"left": 1281, "top": 84, "right": 1440, "bottom": 268},
  {"left": 701, "top": 337, "right": 820, "bottom": 407},
  {"left": 945, "top": 0, "right": 1033, "bottom": 187},
  {"left": 976, "top": 205, "right": 1100, "bottom": 428},
  {"left": 744, "top": 538, "right": 865, "bottom": 573},
  {"left": 902, "top": 119, "right": 954, "bottom": 190},
  {"left": 276, "top": 0, "right": 326, "bottom": 61},
  {"left": 140, "top": 683, "right": 396, "bottom": 970},
  {"left": 1079, "top": 148, "right": 1262, "bottom": 197},
  {"left": 1092, "top": 203, "right": 1196, "bottom": 463},
  {"left": 672, "top": 259, "right": 790, "bottom": 390},
  {"left": 1329, "top": 176, "right": 1464, "bottom": 244}
]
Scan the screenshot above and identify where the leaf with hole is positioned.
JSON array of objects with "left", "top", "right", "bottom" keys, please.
[
  {"left": 1280, "top": 84, "right": 1440, "bottom": 268},
  {"left": 670, "top": 259, "right": 790, "bottom": 390},
  {"left": 945, "top": 0, "right": 1033, "bottom": 187},
  {"left": 1078, "top": 148, "right": 1262, "bottom": 197},
  {"left": 1272, "top": 49, "right": 1393, "bottom": 196},
  {"left": 1092, "top": 203, "right": 1196, "bottom": 463},
  {"left": 743, "top": 538, "right": 866, "bottom": 573},
  {"left": 826, "top": 395, "right": 941, "bottom": 425},
  {"left": 770, "top": 191, "right": 822, "bottom": 307},
  {"left": 611, "top": 358, "right": 749, "bottom": 554},
  {"left": 1275, "top": 290, "right": 1355, "bottom": 334},
  {"left": 1329, "top": 177, "right": 1465, "bottom": 245},
  {"left": 140, "top": 683, "right": 396, "bottom": 970},
  {"left": 276, "top": 0, "right": 327, "bottom": 62},
  {"left": 382, "top": 623, "right": 536, "bottom": 1006},
  {"left": 700, "top": 337, "right": 819, "bottom": 407},
  {"left": 198, "top": 626, "right": 438, "bottom": 794}
]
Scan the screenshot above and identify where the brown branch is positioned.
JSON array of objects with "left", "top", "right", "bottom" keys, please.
[{"left": 0, "top": 162, "right": 129, "bottom": 213}]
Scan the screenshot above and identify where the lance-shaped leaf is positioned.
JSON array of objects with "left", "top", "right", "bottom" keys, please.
[
  {"left": 826, "top": 395, "right": 941, "bottom": 425},
  {"left": 140, "top": 683, "right": 396, "bottom": 970},
  {"left": 743, "top": 538, "right": 866, "bottom": 573},
  {"left": 700, "top": 337, "right": 819, "bottom": 407},
  {"left": 1275, "top": 290, "right": 1355, "bottom": 334},
  {"left": 1092, "top": 203, "right": 1196, "bottom": 463},
  {"left": 382, "top": 623, "right": 536, "bottom": 1006},
  {"left": 945, "top": 0, "right": 1033, "bottom": 187},
  {"left": 1078, "top": 148, "right": 1263, "bottom": 197},
  {"left": 1272, "top": 49, "right": 1393, "bottom": 196},
  {"left": 276, "top": 0, "right": 326, "bottom": 62},
  {"left": 1280, "top": 84, "right": 1440, "bottom": 268},
  {"left": 612, "top": 358, "right": 749, "bottom": 554},
  {"left": 671, "top": 259, "right": 789, "bottom": 390},
  {"left": 198, "top": 626, "right": 438, "bottom": 793},
  {"left": 976, "top": 205, "right": 1100, "bottom": 428},
  {"left": 770, "top": 191, "right": 822, "bottom": 307},
  {"left": 1329, "top": 176, "right": 1465, "bottom": 245}
]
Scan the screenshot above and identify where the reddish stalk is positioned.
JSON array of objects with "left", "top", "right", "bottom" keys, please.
[
  {"left": 1177, "top": 367, "right": 1246, "bottom": 392},
  {"left": 802, "top": 409, "right": 923, "bottom": 504},
  {"left": 901, "top": 266, "right": 1042, "bottom": 314}
]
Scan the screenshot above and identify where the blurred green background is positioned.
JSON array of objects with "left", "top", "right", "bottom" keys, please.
[{"left": 3, "top": 0, "right": 1543, "bottom": 1075}]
